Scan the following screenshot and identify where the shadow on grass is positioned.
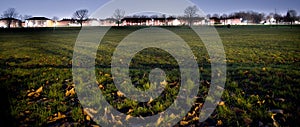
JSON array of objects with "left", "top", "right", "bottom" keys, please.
[{"left": 0, "top": 83, "right": 16, "bottom": 126}]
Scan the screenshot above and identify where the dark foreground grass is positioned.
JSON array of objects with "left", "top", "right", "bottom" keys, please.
[{"left": 0, "top": 26, "right": 299, "bottom": 126}]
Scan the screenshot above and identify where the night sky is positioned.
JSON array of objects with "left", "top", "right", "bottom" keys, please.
[{"left": 0, "top": 0, "right": 299, "bottom": 19}]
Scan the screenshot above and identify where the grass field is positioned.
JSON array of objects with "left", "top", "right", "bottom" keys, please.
[{"left": 0, "top": 25, "right": 299, "bottom": 126}]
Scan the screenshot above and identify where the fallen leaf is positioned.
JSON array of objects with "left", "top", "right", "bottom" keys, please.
[
  {"left": 116, "top": 120, "right": 123, "bottom": 125},
  {"left": 125, "top": 115, "right": 132, "bottom": 121},
  {"left": 192, "top": 117, "right": 199, "bottom": 121},
  {"left": 57, "top": 112, "right": 66, "bottom": 119},
  {"left": 117, "top": 91, "right": 124, "bottom": 97},
  {"left": 127, "top": 109, "right": 133, "bottom": 114},
  {"left": 104, "top": 74, "right": 110, "bottom": 77},
  {"left": 169, "top": 113, "right": 177, "bottom": 119},
  {"left": 187, "top": 112, "right": 193, "bottom": 117},
  {"left": 147, "top": 97, "right": 153, "bottom": 105},
  {"left": 156, "top": 115, "right": 164, "bottom": 126},
  {"left": 257, "top": 100, "right": 265, "bottom": 105},
  {"left": 86, "top": 115, "right": 91, "bottom": 121},
  {"left": 65, "top": 88, "right": 75, "bottom": 97},
  {"left": 84, "top": 108, "right": 95, "bottom": 118},
  {"left": 34, "top": 93, "right": 40, "bottom": 98},
  {"left": 27, "top": 92, "right": 35, "bottom": 97},
  {"left": 35, "top": 86, "right": 43, "bottom": 93},
  {"left": 99, "top": 84, "right": 104, "bottom": 89},
  {"left": 88, "top": 108, "right": 98, "bottom": 114},
  {"left": 111, "top": 113, "right": 115, "bottom": 121},
  {"left": 273, "top": 121, "right": 280, "bottom": 127},
  {"left": 139, "top": 115, "right": 145, "bottom": 120},
  {"left": 160, "top": 80, "right": 168, "bottom": 86},
  {"left": 180, "top": 121, "right": 189, "bottom": 126},
  {"left": 27, "top": 86, "right": 43, "bottom": 97},
  {"left": 218, "top": 101, "right": 225, "bottom": 106},
  {"left": 217, "top": 120, "right": 223, "bottom": 125},
  {"left": 58, "top": 112, "right": 62, "bottom": 118},
  {"left": 48, "top": 112, "right": 66, "bottom": 123}
]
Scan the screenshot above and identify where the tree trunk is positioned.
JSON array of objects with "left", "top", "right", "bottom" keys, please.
[
  {"left": 7, "top": 20, "right": 12, "bottom": 28},
  {"left": 189, "top": 19, "right": 192, "bottom": 27}
]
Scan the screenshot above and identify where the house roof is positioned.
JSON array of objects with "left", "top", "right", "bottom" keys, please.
[
  {"left": 0, "top": 18, "right": 21, "bottom": 21},
  {"left": 26, "top": 17, "right": 51, "bottom": 20},
  {"left": 60, "top": 18, "right": 76, "bottom": 21},
  {"left": 121, "top": 17, "right": 177, "bottom": 22}
]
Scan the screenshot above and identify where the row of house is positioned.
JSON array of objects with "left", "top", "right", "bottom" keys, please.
[
  {"left": 209, "top": 17, "right": 243, "bottom": 25},
  {"left": 0, "top": 17, "right": 242, "bottom": 28},
  {"left": 0, "top": 17, "right": 96, "bottom": 28},
  {"left": 1, "top": 16, "right": 297, "bottom": 28}
]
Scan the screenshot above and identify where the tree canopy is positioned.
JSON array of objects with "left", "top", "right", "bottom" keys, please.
[{"left": 73, "top": 9, "right": 89, "bottom": 27}]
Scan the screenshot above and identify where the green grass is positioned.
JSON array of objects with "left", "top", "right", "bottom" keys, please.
[{"left": 0, "top": 26, "right": 299, "bottom": 126}]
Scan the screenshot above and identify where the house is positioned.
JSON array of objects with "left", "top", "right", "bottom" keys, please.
[
  {"left": 56, "top": 18, "right": 101, "bottom": 27},
  {"left": 262, "top": 17, "right": 276, "bottom": 25},
  {"left": 25, "top": 17, "right": 54, "bottom": 27},
  {"left": 82, "top": 18, "right": 101, "bottom": 26},
  {"left": 57, "top": 18, "right": 77, "bottom": 27},
  {"left": 209, "top": 17, "right": 242, "bottom": 25},
  {"left": 99, "top": 18, "right": 117, "bottom": 26},
  {"left": 209, "top": 17, "right": 221, "bottom": 25},
  {"left": 122, "top": 17, "right": 152, "bottom": 26},
  {"left": 221, "top": 18, "right": 242, "bottom": 25},
  {"left": 0, "top": 18, "right": 22, "bottom": 28},
  {"left": 121, "top": 17, "right": 183, "bottom": 26}
]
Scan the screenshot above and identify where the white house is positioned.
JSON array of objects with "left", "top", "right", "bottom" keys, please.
[
  {"left": 25, "top": 17, "right": 54, "bottom": 27},
  {"left": 0, "top": 18, "right": 22, "bottom": 28}
]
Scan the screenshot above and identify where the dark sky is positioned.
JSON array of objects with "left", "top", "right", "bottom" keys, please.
[{"left": 0, "top": 0, "right": 299, "bottom": 19}]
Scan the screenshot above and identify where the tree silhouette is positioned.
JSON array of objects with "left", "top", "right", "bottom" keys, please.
[
  {"left": 212, "top": 14, "right": 219, "bottom": 18},
  {"left": 73, "top": 9, "right": 88, "bottom": 27},
  {"left": 286, "top": 10, "right": 297, "bottom": 28},
  {"left": 184, "top": 5, "right": 199, "bottom": 26},
  {"left": 274, "top": 13, "right": 282, "bottom": 24},
  {"left": 230, "top": 11, "right": 265, "bottom": 24},
  {"left": 52, "top": 16, "right": 59, "bottom": 21},
  {"left": 1, "top": 8, "right": 19, "bottom": 28},
  {"left": 52, "top": 16, "right": 59, "bottom": 28},
  {"left": 221, "top": 14, "right": 227, "bottom": 25},
  {"left": 113, "top": 9, "right": 125, "bottom": 27},
  {"left": 19, "top": 15, "right": 32, "bottom": 22}
]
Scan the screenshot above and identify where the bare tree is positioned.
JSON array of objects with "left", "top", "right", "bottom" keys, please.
[
  {"left": 1, "top": 8, "right": 19, "bottom": 28},
  {"left": 52, "top": 16, "right": 59, "bottom": 28},
  {"left": 150, "top": 15, "right": 158, "bottom": 18},
  {"left": 52, "top": 16, "right": 59, "bottom": 21},
  {"left": 221, "top": 14, "right": 228, "bottom": 25},
  {"left": 206, "top": 14, "right": 211, "bottom": 19},
  {"left": 113, "top": 9, "right": 125, "bottom": 26},
  {"left": 161, "top": 14, "right": 167, "bottom": 25},
  {"left": 73, "top": 9, "right": 88, "bottom": 27},
  {"left": 19, "top": 15, "right": 32, "bottom": 21},
  {"left": 286, "top": 10, "right": 297, "bottom": 28},
  {"left": 274, "top": 13, "right": 282, "bottom": 24},
  {"left": 230, "top": 11, "right": 265, "bottom": 24},
  {"left": 212, "top": 14, "right": 219, "bottom": 18},
  {"left": 184, "top": 5, "right": 199, "bottom": 26}
]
